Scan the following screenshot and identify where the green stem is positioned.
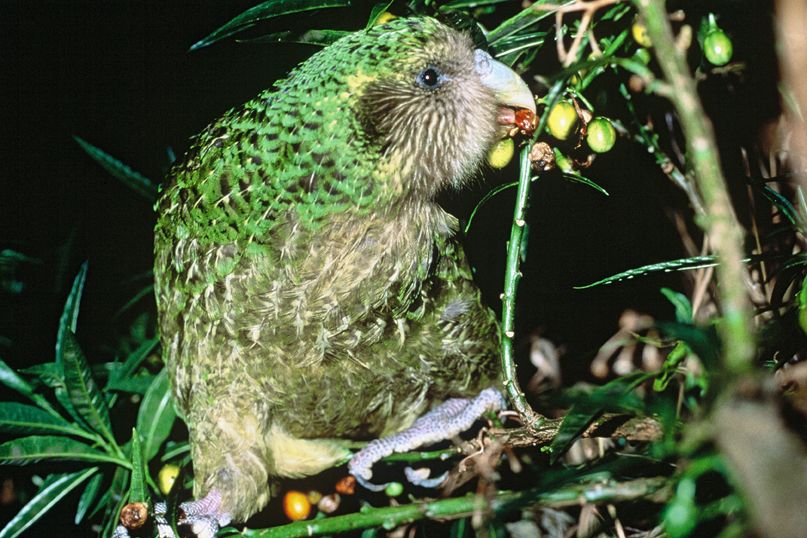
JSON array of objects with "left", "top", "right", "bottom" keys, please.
[
  {"left": 499, "top": 79, "right": 564, "bottom": 429},
  {"left": 500, "top": 147, "right": 544, "bottom": 429},
  {"left": 241, "top": 477, "right": 669, "bottom": 538},
  {"left": 633, "top": 0, "right": 755, "bottom": 374}
]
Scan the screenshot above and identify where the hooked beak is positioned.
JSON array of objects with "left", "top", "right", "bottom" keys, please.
[{"left": 474, "top": 49, "right": 536, "bottom": 114}]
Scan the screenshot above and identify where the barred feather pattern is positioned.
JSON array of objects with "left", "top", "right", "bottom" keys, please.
[{"left": 154, "top": 17, "right": 502, "bottom": 521}]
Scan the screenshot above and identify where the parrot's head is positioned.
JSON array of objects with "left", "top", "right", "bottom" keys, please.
[{"left": 281, "top": 17, "right": 536, "bottom": 200}]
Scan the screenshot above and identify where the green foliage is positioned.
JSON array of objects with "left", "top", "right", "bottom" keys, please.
[{"left": 0, "top": 266, "right": 174, "bottom": 536}]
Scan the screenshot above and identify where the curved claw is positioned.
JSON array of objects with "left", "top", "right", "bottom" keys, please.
[{"left": 404, "top": 467, "right": 448, "bottom": 488}]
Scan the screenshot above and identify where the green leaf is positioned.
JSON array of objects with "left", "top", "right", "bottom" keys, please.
[
  {"left": 56, "top": 262, "right": 88, "bottom": 369},
  {"left": 161, "top": 440, "right": 190, "bottom": 462},
  {"left": 60, "top": 331, "right": 114, "bottom": 443},
  {"left": 74, "top": 471, "right": 103, "bottom": 524},
  {"left": 366, "top": 1, "right": 393, "bottom": 29},
  {"left": 129, "top": 428, "right": 149, "bottom": 503},
  {"left": 189, "top": 0, "right": 351, "bottom": 51},
  {"left": 560, "top": 172, "right": 610, "bottom": 196},
  {"left": 491, "top": 31, "right": 547, "bottom": 58},
  {"left": 73, "top": 136, "right": 157, "bottom": 201},
  {"left": 137, "top": 369, "right": 177, "bottom": 460},
  {"left": 106, "top": 337, "right": 159, "bottom": 389},
  {"left": 574, "top": 255, "right": 721, "bottom": 289},
  {"left": 487, "top": 0, "right": 563, "bottom": 45},
  {"left": 660, "top": 288, "right": 693, "bottom": 323},
  {"left": 549, "top": 372, "right": 651, "bottom": 463},
  {"left": 0, "top": 468, "right": 97, "bottom": 538},
  {"left": 239, "top": 28, "right": 349, "bottom": 46},
  {"left": 464, "top": 181, "right": 518, "bottom": 235},
  {"left": 18, "top": 362, "right": 62, "bottom": 388},
  {"left": 0, "top": 357, "right": 60, "bottom": 417},
  {"left": 658, "top": 322, "right": 720, "bottom": 371},
  {"left": 106, "top": 374, "right": 157, "bottom": 395},
  {"left": 0, "top": 403, "right": 89, "bottom": 438},
  {"left": 0, "top": 435, "right": 125, "bottom": 466}
]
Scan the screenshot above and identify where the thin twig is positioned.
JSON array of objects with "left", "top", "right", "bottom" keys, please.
[
  {"left": 634, "top": 0, "right": 755, "bottom": 374},
  {"left": 241, "top": 477, "right": 670, "bottom": 538}
]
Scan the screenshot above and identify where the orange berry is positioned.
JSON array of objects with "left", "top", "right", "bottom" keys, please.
[{"left": 283, "top": 490, "right": 311, "bottom": 521}]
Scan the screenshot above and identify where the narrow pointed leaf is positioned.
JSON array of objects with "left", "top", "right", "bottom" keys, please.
[
  {"left": 0, "top": 468, "right": 97, "bottom": 538},
  {"left": 0, "top": 436, "right": 125, "bottom": 466},
  {"left": 0, "top": 403, "right": 89, "bottom": 438},
  {"left": 106, "top": 337, "right": 159, "bottom": 388},
  {"left": 238, "top": 29, "right": 349, "bottom": 46},
  {"left": 189, "top": 0, "right": 351, "bottom": 51},
  {"left": 0, "top": 357, "right": 60, "bottom": 417},
  {"left": 574, "top": 255, "right": 721, "bottom": 289},
  {"left": 561, "top": 172, "right": 609, "bottom": 196},
  {"left": 137, "top": 369, "right": 177, "bottom": 460},
  {"left": 74, "top": 471, "right": 103, "bottom": 524},
  {"left": 60, "top": 331, "right": 113, "bottom": 442},
  {"left": 106, "top": 374, "right": 156, "bottom": 395},
  {"left": 129, "top": 429, "right": 148, "bottom": 503},
  {"left": 73, "top": 136, "right": 157, "bottom": 201},
  {"left": 56, "top": 262, "right": 88, "bottom": 369}
]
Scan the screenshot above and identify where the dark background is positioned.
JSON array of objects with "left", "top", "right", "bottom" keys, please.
[{"left": 1, "top": 0, "right": 779, "bottom": 534}]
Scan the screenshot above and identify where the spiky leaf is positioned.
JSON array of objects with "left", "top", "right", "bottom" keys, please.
[
  {"left": 137, "top": 369, "right": 177, "bottom": 460},
  {"left": 0, "top": 468, "right": 97, "bottom": 538},
  {"left": 189, "top": 0, "right": 351, "bottom": 51},
  {"left": 0, "top": 357, "right": 60, "bottom": 417},
  {"left": 74, "top": 471, "right": 103, "bottom": 524},
  {"left": 0, "top": 403, "right": 89, "bottom": 438},
  {"left": 60, "top": 331, "right": 114, "bottom": 442},
  {"left": 129, "top": 429, "right": 149, "bottom": 504},
  {"left": 56, "top": 262, "right": 88, "bottom": 368},
  {"left": 0, "top": 436, "right": 123, "bottom": 466},
  {"left": 74, "top": 136, "right": 157, "bottom": 201}
]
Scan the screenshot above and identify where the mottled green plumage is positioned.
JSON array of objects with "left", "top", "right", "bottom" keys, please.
[{"left": 154, "top": 17, "right": 522, "bottom": 522}]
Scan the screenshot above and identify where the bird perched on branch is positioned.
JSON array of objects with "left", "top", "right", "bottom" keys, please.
[{"left": 148, "top": 15, "right": 535, "bottom": 537}]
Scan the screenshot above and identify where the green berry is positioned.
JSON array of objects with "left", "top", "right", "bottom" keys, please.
[
  {"left": 586, "top": 118, "right": 616, "bottom": 153},
  {"left": 384, "top": 481, "right": 404, "bottom": 497},
  {"left": 546, "top": 101, "right": 578, "bottom": 141},
  {"left": 633, "top": 47, "right": 652, "bottom": 66},
  {"left": 704, "top": 30, "right": 733, "bottom": 66}
]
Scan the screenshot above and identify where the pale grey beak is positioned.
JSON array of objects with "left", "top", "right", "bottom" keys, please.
[{"left": 474, "top": 49, "right": 536, "bottom": 113}]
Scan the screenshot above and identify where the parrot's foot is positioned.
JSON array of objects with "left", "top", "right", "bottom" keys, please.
[
  {"left": 111, "top": 490, "right": 231, "bottom": 538},
  {"left": 348, "top": 387, "right": 506, "bottom": 491}
]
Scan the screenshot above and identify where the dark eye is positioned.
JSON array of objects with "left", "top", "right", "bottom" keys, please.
[{"left": 416, "top": 66, "right": 446, "bottom": 89}]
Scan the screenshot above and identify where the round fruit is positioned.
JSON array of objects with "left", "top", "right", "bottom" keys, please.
[
  {"left": 487, "top": 137, "right": 515, "bottom": 169},
  {"left": 633, "top": 47, "right": 652, "bottom": 66},
  {"left": 703, "top": 30, "right": 733, "bottom": 66},
  {"left": 586, "top": 117, "right": 616, "bottom": 153},
  {"left": 385, "top": 481, "right": 404, "bottom": 497},
  {"left": 631, "top": 20, "right": 652, "bottom": 48},
  {"left": 546, "top": 101, "right": 578, "bottom": 141},
  {"left": 157, "top": 464, "right": 180, "bottom": 495},
  {"left": 283, "top": 490, "right": 312, "bottom": 521}
]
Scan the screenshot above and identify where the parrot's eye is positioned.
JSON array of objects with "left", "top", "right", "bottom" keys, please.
[{"left": 416, "top": 66, "right": 447, "bottom": 90}]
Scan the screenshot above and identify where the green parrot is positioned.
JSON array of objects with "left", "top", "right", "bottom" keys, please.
[{"left": 147, "top": 15, "right": 535, "bottom": 536}]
